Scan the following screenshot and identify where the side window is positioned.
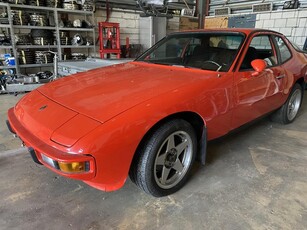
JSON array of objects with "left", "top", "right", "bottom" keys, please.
[
  {"left": 240, "top": 35, "right": 277, "bottom": 70},
  {"left": 274, "top": 36, "right": 292, "bottom": 63}
]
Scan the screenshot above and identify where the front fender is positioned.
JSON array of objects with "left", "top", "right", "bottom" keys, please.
[{"left": 72, "top": 91, "right": 208, "bottom": 191}]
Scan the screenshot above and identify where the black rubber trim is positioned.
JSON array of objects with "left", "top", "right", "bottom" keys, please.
[
  {"left": 199, "top": 126, "right": 207, "bottom": 165},
  {"left": 28, "top": 147, "right": 43, "bottom": 165},
  {"left": 6, "top": 120, "right": 16, "bottom": 134}
]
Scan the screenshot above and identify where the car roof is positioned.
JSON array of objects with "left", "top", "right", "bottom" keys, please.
[{"left": 171, "top": 28, "right": 282, "bottom": 36}]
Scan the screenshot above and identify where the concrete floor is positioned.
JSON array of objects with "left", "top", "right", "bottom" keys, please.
[{"left": 0, "top": 93, "right": 307, "bottom": 230}]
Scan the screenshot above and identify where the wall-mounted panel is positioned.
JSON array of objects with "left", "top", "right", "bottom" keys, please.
[{"left": 228, "top": 14, "right": 256, "bottom": 28}]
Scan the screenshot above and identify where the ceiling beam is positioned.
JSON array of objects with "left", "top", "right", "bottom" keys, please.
[{"left": 95, "top": 0, "right": 196, "bottom": 11}]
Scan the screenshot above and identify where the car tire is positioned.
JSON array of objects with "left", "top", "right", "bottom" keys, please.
[
  {"left": 130, "top": 119, "right": 197, "bottom": 197},
  {"left": 270, "top": 83, "right": 303, "bottom": 124}
]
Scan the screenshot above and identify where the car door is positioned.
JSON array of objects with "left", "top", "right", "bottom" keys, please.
[{"left": 232, "top": 33, "right": 286, "bottom": 129}]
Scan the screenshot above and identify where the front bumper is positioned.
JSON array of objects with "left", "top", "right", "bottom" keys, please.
[
  {"left": 6, "top": 119, "right": 16, "bottom": 134},
  {"left": 7, "top": 108, "right": 96, "bottom": 180},
  {"left": 6, "top": 121, "right": 42, "bottom": 165}
]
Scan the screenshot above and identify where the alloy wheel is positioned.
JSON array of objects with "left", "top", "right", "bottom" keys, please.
[{"left": 153, "top": 131, "right": 193, "bottom": 189}]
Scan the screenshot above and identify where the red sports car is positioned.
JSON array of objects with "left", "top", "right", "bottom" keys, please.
[{"left": 7, "top": 29, "right": 307, "bottom": 197}]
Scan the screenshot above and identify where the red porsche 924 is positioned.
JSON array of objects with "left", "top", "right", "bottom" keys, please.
[{"left": 7, "top": 29, "right": 307, "bottom": 197}]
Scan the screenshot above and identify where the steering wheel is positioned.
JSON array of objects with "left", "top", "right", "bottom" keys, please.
[{"left": 202, "top": 60, "right": 222, "bottom": 71}]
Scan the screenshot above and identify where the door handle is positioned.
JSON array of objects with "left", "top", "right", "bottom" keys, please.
[{"left": 276, "top": 75, "right": 285, "bottom": 79}]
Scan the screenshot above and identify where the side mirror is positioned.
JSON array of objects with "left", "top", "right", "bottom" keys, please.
[{"left": 251, "top": 59, "right": 267, "bottom": 76}]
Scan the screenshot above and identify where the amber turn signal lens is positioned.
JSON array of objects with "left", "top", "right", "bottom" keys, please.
[{"left": 58, "top": 161, "right": 89, "bottom": 173}]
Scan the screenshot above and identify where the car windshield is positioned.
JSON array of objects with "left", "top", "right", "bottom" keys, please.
[{"left": 136, "top": 32, "right": 245, "bottom": 72}]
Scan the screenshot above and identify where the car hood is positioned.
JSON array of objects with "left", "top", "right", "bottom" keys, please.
[{"left": 38, "top": 62, "right": 207, "bottom": 122}]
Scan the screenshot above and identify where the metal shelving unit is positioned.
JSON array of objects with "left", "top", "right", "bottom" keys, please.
[
  {"left": 16, "top": 45, "right": 58, "bottom": 49},
  {"left": 0, "top": 2, "right": 17, "bottom": 73},
  {"left": 60, "top": 45, "right": 95, "bottom": 48},
  {"left": 0, "top": 2, "right": 96, "bottom": 75},
  {"left": 13, "top": 25, "right": 56, "bottom": 30},
  {"left": 57, "top": 8, "right": 94, "bottom": 14},
  {"left": 55, "top": 8, "right": 96, "bottom": 60},
  {"left": 9, "top": 3, "right": 55, "bottom": 11},
  {"left": 0, "top": 45, "right": 13, "bottom": 48},
  {"left": 0, "top": 24, "right": 11, "bottom": 28},
  {"left": 19, "top": 63, "right": 54, "bottom": 68},
  {"left": 59, "top": 28, "right": 94, "bottom": 32},
  {"left": 0, "top": 65, "right": 16, "bottom": 69}
]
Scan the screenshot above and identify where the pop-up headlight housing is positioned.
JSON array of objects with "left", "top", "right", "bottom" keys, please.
[{"left": 51, "top": 114, "right": 101, "bottom": 147}]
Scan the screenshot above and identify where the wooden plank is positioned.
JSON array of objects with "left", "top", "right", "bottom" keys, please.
[
  {"left": 179, "top": 17, "right": 199, "bottom": 31},
  {"left": 204, "top": 16, "right": 228, "bottom": 29}
]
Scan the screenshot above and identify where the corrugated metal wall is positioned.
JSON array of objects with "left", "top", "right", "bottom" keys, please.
[{"left": 208, "top": 0, "right": 307, "bottom": 16}]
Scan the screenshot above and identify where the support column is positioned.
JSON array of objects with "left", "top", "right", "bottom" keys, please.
[{"left": 197, "top": 0, "right": 208, "bottom": 29}]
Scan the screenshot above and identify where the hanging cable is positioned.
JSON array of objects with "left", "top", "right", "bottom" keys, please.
[{"left": 105, "top": 0, "right": 110, "bottom": 22}]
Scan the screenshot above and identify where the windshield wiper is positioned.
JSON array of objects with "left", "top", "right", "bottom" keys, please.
[
  {"left": 151, "top": 62, "right": 172, "bottom": 66},
  {"left": 171, "top": 64, "right": 186, "bottom": 68}
]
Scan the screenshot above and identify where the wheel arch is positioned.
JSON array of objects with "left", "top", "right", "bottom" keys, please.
[
  {"left": 129, "top": 111, "right": 207, "bottom": 176},
  {"left": 295, "top": 77, "right": 306, "bottom": 92},
  {"left": 294, "top": 77, "right": 305, "bottom": 102}
]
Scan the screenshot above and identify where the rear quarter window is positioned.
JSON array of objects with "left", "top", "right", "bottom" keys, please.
[{"left": 274, "top": 36, "right": 292, "bottom": 63}]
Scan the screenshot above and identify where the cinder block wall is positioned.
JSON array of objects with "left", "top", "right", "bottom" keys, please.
[
  {"left": 204, "top": 9, "right": 307, "bottom": 48},
  {"left": 256, "top": 9, "right": 307, "bottom": 47}
]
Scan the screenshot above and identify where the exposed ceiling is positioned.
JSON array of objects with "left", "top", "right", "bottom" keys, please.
[{"left": 95, "top": 0, "right": 196, "bottom": 11}]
